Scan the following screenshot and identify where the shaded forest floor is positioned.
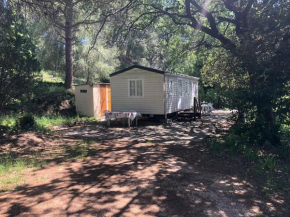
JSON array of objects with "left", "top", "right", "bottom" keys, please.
[{"left": 0, "top": 111, "right": 289, "bottom": 216}]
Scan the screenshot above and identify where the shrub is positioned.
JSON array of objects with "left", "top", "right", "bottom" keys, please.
[
  {"left": 18, "top": 114, "right": 36, "bottom": 130},
  {"left": 28, "top": 81, "right": 75, "bottom": 115},
  {"left": 258, "top": 155, "right": 277, "bottom": 171}
]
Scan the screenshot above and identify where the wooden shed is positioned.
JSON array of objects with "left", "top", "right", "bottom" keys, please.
[
  {"left": 110, "top": 65, "right": 199, "bottom": 118},
  {"left": 74, "top": 83, "right": 111, "bottom": 117}
]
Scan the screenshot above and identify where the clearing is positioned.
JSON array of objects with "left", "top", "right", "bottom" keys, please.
[{"left": 0, "top": 110, "right": 288, "bottom": 217}]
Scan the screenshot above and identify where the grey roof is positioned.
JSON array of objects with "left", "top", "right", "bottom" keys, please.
[{"left": 109, "top": 65, "right": 199, "bottom": 80}]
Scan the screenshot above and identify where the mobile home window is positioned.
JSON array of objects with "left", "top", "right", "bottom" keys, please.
[
  {"left": 128, "top": 79, "right": 143, "bottom": 97},
  {"left": 192, "top": 82, "right": 197, "bottom": 97},
  {"left": 80, "top": 89, "right": 87, "bottom": 93},
  {"left": 194, "top": 83, "right": 198, "bottom": 97},
  {"left": 168, "top": 79, "right": 173, "bottom": 95},
  {"left": 185, "top": 81, "right": 190, "bottom": 95},
  {"left": 177, "top": 79, "right": 182, "bottom": 97}
]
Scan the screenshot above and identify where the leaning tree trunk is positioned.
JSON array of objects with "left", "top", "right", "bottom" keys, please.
[{"left": 64, "top": 1, "right": 73, "bottom": 89}]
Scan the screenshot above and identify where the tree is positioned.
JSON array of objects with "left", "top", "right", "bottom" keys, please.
[
  {"left": 22, "top": 0, "right": 134, "bottom": 89},
  {"left": 73, "top": 30, "right": 120, "bottom": 83},
  {"left": 0, "top": 3, "right": 39, "bottom": 111},
  {"left": 135, "top": 0, "right": 290, "bottom": 144}
]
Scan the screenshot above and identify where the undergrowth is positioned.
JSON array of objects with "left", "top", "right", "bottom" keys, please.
[
  {"left": 0, "top": 114, "right": 99, "bottom": 135},
  {"left": 207, "top": 120, "right": 290, "bottom": 195}
]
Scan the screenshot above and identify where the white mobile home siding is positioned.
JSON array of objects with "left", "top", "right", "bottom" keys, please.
[
  {"left": 110, "top": 68, "right": 165, "bottom": 114},
  {"left": 165, "top": 74, "right": 198, "bottom": 114}
]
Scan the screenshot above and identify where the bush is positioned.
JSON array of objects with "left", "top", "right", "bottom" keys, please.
[
  {"left": 28, "top": 81, "right": 75, "bottom": 115},
  {"left": 18, "top": 114, "right": 36, "bottom": 130}
]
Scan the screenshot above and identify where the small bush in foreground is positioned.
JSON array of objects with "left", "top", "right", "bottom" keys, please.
[{"left": 18, "top": 114, "right": 36, "bottom": 130}]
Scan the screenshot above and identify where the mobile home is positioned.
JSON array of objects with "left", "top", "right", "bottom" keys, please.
[{"left": 110, "top": 65, "right": 199, "bottom": 118}]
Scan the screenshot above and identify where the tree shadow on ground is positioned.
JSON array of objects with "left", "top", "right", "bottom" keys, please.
[{"left": 0, "top": 111, "right": 288, "bottom": 216}]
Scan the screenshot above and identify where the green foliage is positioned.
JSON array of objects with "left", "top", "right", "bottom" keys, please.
[
  {"left": 0, "top": 115, "right": 18, "bottom": 135},
  {"left": 41, "top": 70, "right": 64, "bottom": 83},
  {"left": 244, "top": 149, "right": 259, "bottom": 161},
  {"left": 35, "top": 115, "right": 97, "bottom": 128},
  {"left": 258, "top": 156, "right": 277, "bottom": 171},
  {"left": 0, "top": 115, "right": 17, "bottom": 129},
  {"left": 210, "top": 142, "right": 223, "bottom": 154},
  {"left": 5, "top": 79, "right": 75, "bottom": 115},
  {"left": 18, "top": 114, "right": 36, "bottom": 130},
  {"left": 0, "top": 113, "right": 98, "bottom": 135},
  {"left": 74, "top": 36, "right": 120, "bottom": 83},
  {"left": 0, "top": 5, "right": 40, "bottom": 111},
  {"left": 0, "top": 151, "right": 47, "bottom": 191},
  {"left": 130, "top": 0, "right": 290, "bottom": 144},
  {"left": 280, "top": 118, "right": 290, "bottom": 147},
  {"left": 27, "top": 81, "right": 75, "bottom": 115},
  {"left": 262, "top": 176, "right": 290, "bottom": 195},
  {"left": 209, "top": 129, "right": 277, "bottom": 168},
  {"left": 0, "top": 152, "right": 44, "bottom": 174},
  {"left": 35, "top": 115, "right": 73, "bottom": 128},
  {"left": 65, "top": 144, "right": 87, "bottom": 160}
]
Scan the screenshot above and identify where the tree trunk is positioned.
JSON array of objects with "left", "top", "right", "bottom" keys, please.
[{"left": 64, "top": 1, "right": 73, "bottom": 89}]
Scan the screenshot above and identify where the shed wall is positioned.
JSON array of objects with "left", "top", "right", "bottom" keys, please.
[
  {"left": 75, "top": 85, "right": 96, "bottom": 117},
  {"left": 110, "top": 68, "right": 165, "bottom": 114}
]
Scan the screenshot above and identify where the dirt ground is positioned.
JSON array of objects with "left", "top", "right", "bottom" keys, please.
[{"left": 0, "top": 110, "right": 288, "bottom": 217}]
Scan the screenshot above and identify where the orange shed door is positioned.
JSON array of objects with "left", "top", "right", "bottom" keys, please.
[
  {"left": 100, "top": 85, "right": 107, "bottom": 116},
  {"left": 100, "top": 84, "right": 111, "bottom": 116},
  {"left": 107, "top": 85, "right": 111, "bottom": 112}
]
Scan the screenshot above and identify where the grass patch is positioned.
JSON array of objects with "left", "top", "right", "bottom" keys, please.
[
  {"left": 82, "top": 139, "right": 94, "bottom": 145},
  {"left": 0, "top": 152, "right": 47, "bottom": 191},
  {"left": 0, "top": 115, "right": 18, "bottom": 135},
  {"left": 41, "top": 70, "right": 64, "bottom": 83},
  {"left": 35, "top": 115, "right": 76, "bottom": 128},
  {"left": 65, "top": 144, "right": 87, "bottom": 160},
  {"left": 258, "top": 155, "right": 277, "bottom": 171},
  {"left": 0, "top": 114, "right": 99, "bottom": 135},
  {"left": 36, "top": 115, "right": 98, "bottom": 128},
  {"left": 262, "top": 176, "right": 290, "bottom": 195},
  {"left": 41, "top": 70, "right": 85, "bottom": 85}
]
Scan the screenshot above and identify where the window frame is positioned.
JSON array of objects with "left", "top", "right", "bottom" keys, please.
[
  {"left": 128, "top": 79, "right": 144, "bottom": 98},
  {"left": 168, "top": 78, "right": 174, "bottom": 95},
  {"left": 192, "top": 81, "right": 197, "bottom": 97},
  {"left": 177, "top": 79, "right": 183, "bottom": 97},
  {"left": 185, "top": 81, "right": 190, "bottom": 96}
]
